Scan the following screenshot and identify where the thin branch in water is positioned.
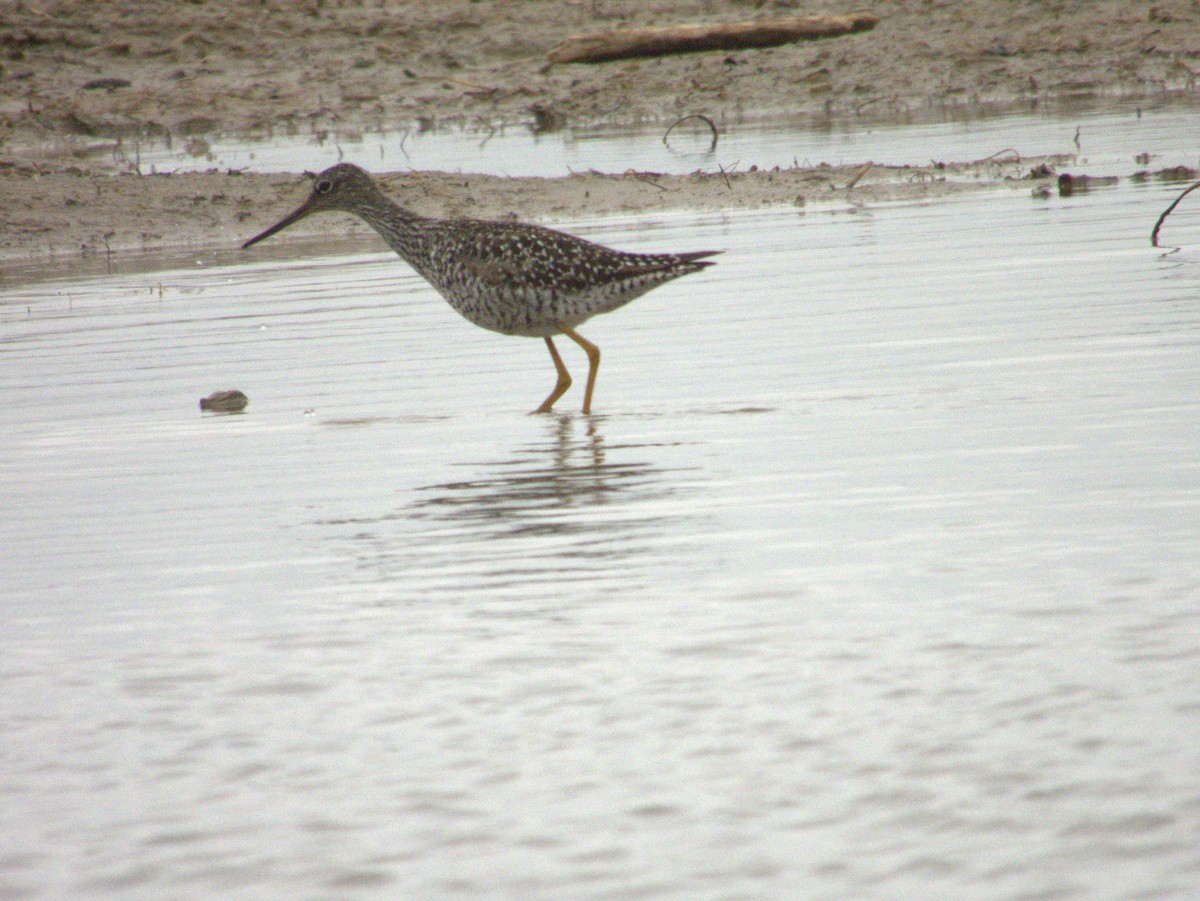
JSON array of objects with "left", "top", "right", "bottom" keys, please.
[
  {"left": 1151, "top": 178, "right": 1200, "bottom": 247},
  {"left": 663, "top": 114, "right": 719, "bottom": 153}
]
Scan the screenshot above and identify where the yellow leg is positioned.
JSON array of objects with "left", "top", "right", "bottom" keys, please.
[
  {"left": 558, "top": 325, "right": 600, "bottom": 414},
  {"left": 532, "top": 336, "right": 571, "bottom": 414}
]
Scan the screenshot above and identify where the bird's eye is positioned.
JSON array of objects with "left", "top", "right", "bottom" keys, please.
[{"left": 315, "top": 179, "right": 333, "bottom": 194}]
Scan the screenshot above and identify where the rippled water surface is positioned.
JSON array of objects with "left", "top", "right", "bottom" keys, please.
[
  {"left": 102, "top": 100, "right": 1200, "bottom": 177},
  {"left": 3, "top": 156, "right": 1200, "bottom": 898}
]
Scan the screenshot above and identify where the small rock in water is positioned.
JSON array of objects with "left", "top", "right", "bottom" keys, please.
[
  {"left": 199, "top": 390, "right": 249, "bottom": 413},
  {"left": 1056, "top": 172, "right": 1120, "bottom": 196}
]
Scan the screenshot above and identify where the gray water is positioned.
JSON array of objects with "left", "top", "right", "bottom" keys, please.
[
  {"left": 2, "top": 131, "right": 1200, "bottom": 899},
  {"left": 103, "top": 101, "right": 1200, "bottom": 178}
]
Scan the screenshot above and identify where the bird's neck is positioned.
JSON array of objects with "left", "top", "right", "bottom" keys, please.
[{"left": 353, "top": 192, "right": 427, "bottom": 262}]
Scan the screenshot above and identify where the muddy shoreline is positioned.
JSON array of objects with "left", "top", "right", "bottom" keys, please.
[
  {"left": 3, "top": 154, "right": 1083, "bottom": 264},
  {"left": 2, "top": 1, "right": 1199, "bottom": 266}
]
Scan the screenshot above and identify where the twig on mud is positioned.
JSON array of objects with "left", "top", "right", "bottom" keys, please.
[
  {"left": 1150, "top": 178, "right": 1200, "bottom": 247},
  {"left": 445, "top": 76, "right": 497, "bottom": 94},
  {"left": 716, "top": 161, "right": 736, "bottom": 188},
  {"left": 629, "top": 170, "right": 668, "bottom": 192},
  {"left": 982, "top": 148, "right": 1021, "bottom": 176},
  {"left": 663, "top": 114, "right": 719, "bottom": 153},
  {"left": 844, "top": 161, "right": 872, "bottom": 190}
]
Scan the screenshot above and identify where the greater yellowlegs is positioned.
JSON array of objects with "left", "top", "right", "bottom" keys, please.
[{"left": 242, "top": 163, "right": 719, "bottom": 413}]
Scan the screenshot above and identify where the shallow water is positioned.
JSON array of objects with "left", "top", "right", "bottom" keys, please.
[
  {"left": 100, "top": 99, "right": 1200, "bottom": 178},
  {"left": 3, "top": 160, "right": 1200, "bottom": 898}
]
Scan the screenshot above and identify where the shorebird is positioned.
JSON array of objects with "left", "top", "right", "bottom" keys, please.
[{"left": 242, "top": 163, "right": 719, "bottom": 414}]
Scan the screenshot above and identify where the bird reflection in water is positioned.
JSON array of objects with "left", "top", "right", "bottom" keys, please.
[
  {"left": 328, "top": 415, "right": 700, "bottom": 594},
  {"left": 408, "top": 414, "right": 687, "bottom": 546}
]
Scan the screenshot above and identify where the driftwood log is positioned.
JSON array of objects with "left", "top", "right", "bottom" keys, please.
[{"left": 547, "top": 14, "right": 878, "bottom": 64}]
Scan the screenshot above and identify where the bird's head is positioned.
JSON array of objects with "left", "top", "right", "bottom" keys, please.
[{"left": 242, "top": 163, "right": 380, "bottom": 248}]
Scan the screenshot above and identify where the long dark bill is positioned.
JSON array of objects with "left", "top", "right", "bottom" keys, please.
[{"left": 241, "top": 199, "right": 315, "bottom": 249}]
